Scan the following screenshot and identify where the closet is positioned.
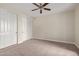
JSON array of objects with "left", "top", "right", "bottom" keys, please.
[{"left": 0, "top": 9, "right": 27, "bottom": 49}]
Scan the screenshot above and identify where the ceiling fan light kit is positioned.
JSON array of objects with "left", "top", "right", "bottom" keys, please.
[{"left": 32, "top": 3, "right": 51, "bottom": 14}]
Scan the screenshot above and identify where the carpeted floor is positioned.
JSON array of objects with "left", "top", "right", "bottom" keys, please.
[{"left": 0, "top": 39, "right": 79, "bottom": 56}]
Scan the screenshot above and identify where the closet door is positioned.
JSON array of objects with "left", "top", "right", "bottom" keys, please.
[
  {"left": 0, "top": 10, "right": 17, "bottom": 48},
  {"left": 18, "top": 15, "right": 27, "bottom": 43}
]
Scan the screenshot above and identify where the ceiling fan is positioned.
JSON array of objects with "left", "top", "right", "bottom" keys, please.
[{"left": 32, "top": 3, "right": 51, "bottom": 14}]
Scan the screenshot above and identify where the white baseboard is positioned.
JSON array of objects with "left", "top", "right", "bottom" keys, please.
[
  {"left": 32, "top": 37, "right": 79, "bottom": 49},
  {"left": 32, "top": 37, "right": 74, "bottom": 44},
  {"left": 74, "top": 42, "right": 79, "bottom": 48}
]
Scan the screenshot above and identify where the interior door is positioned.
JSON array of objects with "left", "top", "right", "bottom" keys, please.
[
  {"left": 18, "top": 15, "right": 27, "bottom": 43},
  {"left": 0, "top": 10, "right": 17, "bottom": 49}
]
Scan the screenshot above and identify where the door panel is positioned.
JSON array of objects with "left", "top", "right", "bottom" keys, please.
[
  {"left": 0, "top": 10, "right": 17, "bottom": 48},
  {"left": 18, "top": 15, "right": 27, "bottom": 43}
]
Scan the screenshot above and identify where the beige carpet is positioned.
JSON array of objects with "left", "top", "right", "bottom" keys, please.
[{"left": 0, "top": 39, "right": 79, "bottom": 56}]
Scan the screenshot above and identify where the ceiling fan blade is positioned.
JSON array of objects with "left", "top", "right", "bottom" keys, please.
[
  {"left": 32, "top": 8, "right": 39, "bottom": 11},
  {"left": 32, "top": 3, "right": 40, "bottom": 7},
  {"left": 44, "top": 8, "right": 51, "bottom": 11},
  {"left": 40, "top": 9, "right": 42, "bottom": 14},
  {"left": 42, "top": 3, "right": 49, "bottom": 7}
]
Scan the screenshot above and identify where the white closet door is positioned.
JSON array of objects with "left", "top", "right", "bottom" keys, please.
[
  {"left": 18, "top": 15, "right": 27, "bottom": 43},
  {"left": 0, "top": 10, "right": 17, "bottom": 48}
]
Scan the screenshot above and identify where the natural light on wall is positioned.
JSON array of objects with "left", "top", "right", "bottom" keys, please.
[{"left": 0, "top": 8, "right": 32, "bottom": 49}]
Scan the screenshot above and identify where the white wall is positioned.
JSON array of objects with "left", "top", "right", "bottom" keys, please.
[
  {"left": 75, "top": 5, "right": 79, "bottom": 48},
  {"left": 32, "top": 11, "right": 75, "bottom": 43},
  {"left": 26, "top": 16, "right": 32, "bottom": 40}
]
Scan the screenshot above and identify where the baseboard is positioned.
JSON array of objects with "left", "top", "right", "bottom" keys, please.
[
  {"left": 33, "top": 37, "right": 79, "bottom": 49},
  {"left": 18, "top": 37, "right": 32, "bottom": 44},
  {"left": 74, "top": 43, "right": 79, "bottom": 48},
  {"left": 32, "top": 37, "right": 74, "bottom": 45}
]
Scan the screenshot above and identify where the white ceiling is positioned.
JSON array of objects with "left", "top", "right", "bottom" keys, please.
[{"left": 0, "top": 3, "right": 78, "bottom": 17}]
